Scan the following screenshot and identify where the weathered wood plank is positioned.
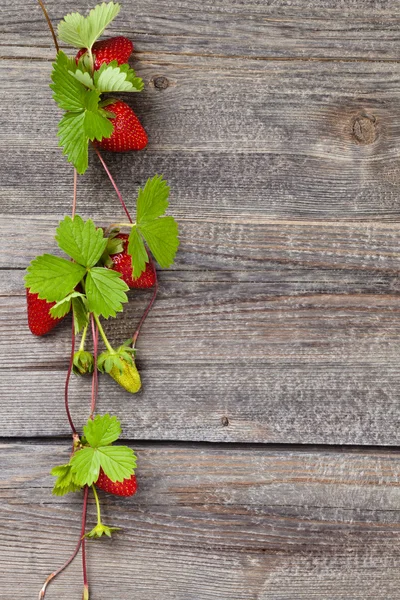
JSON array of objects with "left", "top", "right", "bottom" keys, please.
[
  {"left": 3, "top": 0, "right": 400, "bottom": 60},
  {"left": 2, "top": 270, "right": 400, "bottom": 443},
  {"left": 2, "top": 57, "right": 400, "bottom": 223},
  {"left": 2, "top": 442, "right": 400, "bottom": 598}
]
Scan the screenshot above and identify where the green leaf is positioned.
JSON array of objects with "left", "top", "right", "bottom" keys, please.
[
  {"left": 49, "top": 291, "right": 86, "bottom": 319},
  {"left": 84, "top": 107, "right": 113, "bottom": 141},
  {"left": 56, "top": 215, "right": 107, "bottom": 268},
  {"left": 25, "top": 255, "right": 86, "bottom": 302},
  {"left": 58, "top": 2, "right": 121, "bottom": 50},
  {"left": 97, "top": 445, "right": 136, "bottom": 482},
  {"left": 51, "top": 464, "right": 82, "bottom": 496},
  {"left": 83, "top": 414, "right": 121, "bottom": 447},
  {"left": 85, "top": 267, "right": 129, "bottom": 318},
  {"left": 58, "top": 111, "right": 89, "bottom": 175},
  {"left": 137, "top": 175, "right": 170, "bottom": 223},
  {"left": 50, "top": 51, "right": 87, "bottom": 111},
  {"left": 139, "top": 216, "right": 179, "bottom": 268},
  {"left": 70, "top": 446, "right": 101, "bottom": 487},
  {"left": 127, "top": 176, "right": 179, "bottom": 275},
  {"left": 127, "top": 226, "right": 148, "bottom": 279},
  {"left": 72, "top": 296, "right": 90, "bottom": 334},
  {"left": 93, "top": 62, "right": 143, "bottom": 93},
  {"left": 69, "top": 68, "right": 95, "bottom": 90}
]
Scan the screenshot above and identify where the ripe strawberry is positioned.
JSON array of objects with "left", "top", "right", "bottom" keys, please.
[
  {"left": 110, "top": 233, "right": 156, "bottom": 288},
  {"left": 26, "top": 289, "right": 64, "bottom": 336},
  {"left": 97, "top": 101, "right": 148, "bottom": 151},
  {"left": 96, "top": 469, "right": 137, "bottom": 497},
  {"left": 76, "top": 36, "right": 134, "bottom": 70}
]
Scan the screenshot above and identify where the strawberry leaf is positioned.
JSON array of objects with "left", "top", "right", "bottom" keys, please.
[
  {"left": 93, "top": 62, "right": 144, "bottom": 93},
  {"left": 58, "top": 111, "right": 89, "bottom": 175},
  {"left": 127, "top": 226, "right": 149, "bottom": 278},
  {"left": 85, "top": 267, "right": 129, "bottom": 318},
  {"left": 137, "top": 175, "right": 170, "bottom": 223},
  {"left": 97, "top": 445, "right": 136, "bottom": 482},
  {"left": 70, "top": 447, "right": 101, "bottom": 486},
  {"left": 50, "top": 291, "right": 86, "bottom": 319},
  {"left": 69, "top": 69, "right": 95, "bottom": 90},
  {"left": 56, "top": 215, "right": 107, "bottom": 268},
  {"left": 25, "top": 255, "right": 86, "bottom": 302},
  {"left": 83, "top": 414, "right": 121, "bottom": 447},
  {"left": 51, "top": 464, "right": 82, "bottom": 496},
  {"left": 58, "top": 2, "right": 121, "bottom": 50},
  {"left": 127, "top": 176, "right": 179, "bottom": 277},
  {"left": 51, "top": 51, "right": 87, "bottom": 111},
  {"left": 139, "top": 217, "right": 179, "bottom": 269}
]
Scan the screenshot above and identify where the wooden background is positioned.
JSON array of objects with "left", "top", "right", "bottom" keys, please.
[{"left": 2, "top": 0, "right": 400, "bottom": 597}]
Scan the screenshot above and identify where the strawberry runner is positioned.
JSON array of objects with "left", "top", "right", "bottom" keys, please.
[{"left": 32, "top": 3, "right": 180, "bottom": 598}]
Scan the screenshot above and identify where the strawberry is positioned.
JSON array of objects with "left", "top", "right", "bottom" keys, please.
[
  {"left": 76, "top": 36, "right": 134, "bottom": 70},
  {"left": 96, "top": 469, "right": 137, "bottom": 497},
  {"left": 109, "top": 358, "right": 142, "bottom": 394},
  {"left": 110, "top": 233, "right": 156, "bottom": 288},
  {"left": 97, "top": 101, "right": 148, "bottom": 152},
  {"left": 26, "top": 289, "right": 64, "bottom": 336}
]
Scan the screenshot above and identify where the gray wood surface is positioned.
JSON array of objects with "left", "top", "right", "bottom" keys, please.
[
  {"left": 3, "top": 442, "right": 400, "bottom": 599},
  {"left": 2, "top": 0, "right": 400, "bottom": 597},
  {"left": 3, "top": 270, "right": 400, "bottom": 443},
  {"left": 3, "top": 0, "right": 400, "bottom": 60}
]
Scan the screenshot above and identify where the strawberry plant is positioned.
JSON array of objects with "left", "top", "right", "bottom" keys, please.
[{"left": 31, "top": 2, "right": 179, "bottom": 597}]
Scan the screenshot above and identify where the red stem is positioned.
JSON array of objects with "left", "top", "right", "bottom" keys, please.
[
  {"left": 89, "top": 314, "right": 99, "bottom": 419},
  {"left": 38, "top": 486, "right": 89, "bottom": 599},
  {"left": 132, "top": 254, "right": 158, "bottom": 348},
  {"left": 92, "top": 145, "right": 133, "bottom": 223},
  {"left": 65, "top": 321, "right": 77, "bottom": 435},
  {"left": 37, "top": 0, "right": 59, "bottom": 53},
  {"left": 82, "top": 536, "right": 88, "bottom": 590}
]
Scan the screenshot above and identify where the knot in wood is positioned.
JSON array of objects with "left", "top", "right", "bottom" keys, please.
[
  {"left": 221, "top": 416, "right": 230, "bottom": 427},
  {"left": 153, "top": 76, "right": 169, "bottom": 90},
  {"left": 352, "top": 113, "right": 377, "bottom": 145}
]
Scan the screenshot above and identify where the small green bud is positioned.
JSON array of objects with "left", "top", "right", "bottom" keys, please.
[{"left": 73, "top": 350, "right": 94, "bottom": 375}]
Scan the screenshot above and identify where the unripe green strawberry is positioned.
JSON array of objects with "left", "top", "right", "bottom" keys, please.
[{"left": 109, "top": 358, "right": 141, "bottom": 393}]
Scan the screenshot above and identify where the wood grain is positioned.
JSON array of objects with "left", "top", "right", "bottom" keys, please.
[
  {"left": 2, "top": 441, "right": 400, "bottom": 599},
  {"left": 2, "top": 57, "right": 400, "bottom": 223},
  {"left": 3, "top": 270, "right": 400, "bottom": 444},
  {"left": 3, "top": 0, "right": 400, "bottom": 60}
]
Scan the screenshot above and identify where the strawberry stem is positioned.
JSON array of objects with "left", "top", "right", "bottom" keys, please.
[
  {"left": 38, "top": 486, "right": 89, "bottom": 599},
  {"left": 36, "top": 0, "right": 59, "bottom": 53},
  {"left": 93, "top": 314, "right": 114, "bottom": 354},
  {"left": 132, "top": 254, "right": 159, "bottom": 348},
  {"left": 79, "top": 324, "right": 89, "bottom": 352},
  {"left": 91, "top": 484, "right": 102, "bottom": 526},
  {"left": 89, "top": 315, "right": 99, "bottom": 419},
  {"left": 65, "top": 320, "right": 78, "bottom": 435},
  {"left": 92, "top": 145, "right": 133, "bottom": 223}
]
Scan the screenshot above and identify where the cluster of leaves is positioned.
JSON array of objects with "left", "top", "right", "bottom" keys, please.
[
  {"left": 52, "top": 414, "right": 136, "bottom": 495},
  {"left": 52, "top": 2, "right": 143, "bottom": 173},
  {"left": 24, "top": 176, "right": 179, "bottom": 327},
  {"left": 25, "top": 214, "right": 128, "bottom": 329}
]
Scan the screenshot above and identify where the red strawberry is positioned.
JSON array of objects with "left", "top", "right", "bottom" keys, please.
[
  {"left": 26, "top": 289, "right": 64, "bottom": 336},
  {"left": 97, "top": 101, "right": 148, "bottom": 151},
  {"left": 76, "top": 36, "right": 134, "bottom": 70},
  {"left": 109, "top": 233, "right": 156, "bottom": 288},
  {"left": 95, "top": 469, "right": 137, "bottom": 497}
]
